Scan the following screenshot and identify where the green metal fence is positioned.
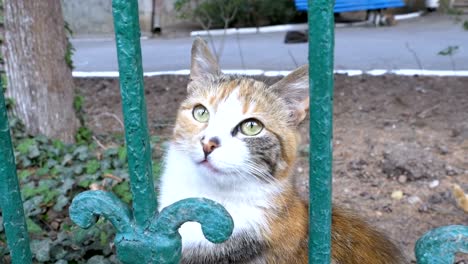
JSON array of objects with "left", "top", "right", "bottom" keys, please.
[
  {"left": 0, "top": 0, "right": 467, "bottom": 263},
  {"left": 308, "top": 1, "right": 334, "bottom": 262},
  {"left": 0, "top": 78, "right": 33, "bottom": 264}
]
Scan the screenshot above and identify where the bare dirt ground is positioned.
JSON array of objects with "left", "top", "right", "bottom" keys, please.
[{"left": 76, "top": 74, "right": 468, "bottom": 263}]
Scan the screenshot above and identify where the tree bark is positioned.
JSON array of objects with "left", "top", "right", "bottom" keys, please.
[{"left": 4, "top": 0, "right": 78, "bottom": 143}]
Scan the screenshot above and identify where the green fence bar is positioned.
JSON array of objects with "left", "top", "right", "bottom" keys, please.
[
  {"left": 111, "top": 0, "right": 157, "bottom": 228},
  {"left": 308, "top": 0, "right": 335, "bottom": 263},
  {"left": 0, "top": 80, "right": 33, "bottom": 264},
  {"left": 415, "top": 225, "right": 468, "bottom": 264}
]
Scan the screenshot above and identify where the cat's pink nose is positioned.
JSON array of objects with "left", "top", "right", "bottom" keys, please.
[{"left": 201, "top": 137, "right": 220, "bottom": 157}]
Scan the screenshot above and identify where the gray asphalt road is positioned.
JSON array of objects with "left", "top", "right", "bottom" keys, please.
[{"left": 72, "top": 14, "right": 468, "bottom": 72}]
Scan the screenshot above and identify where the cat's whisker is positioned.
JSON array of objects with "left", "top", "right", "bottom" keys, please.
[{"left": 243, "top": 161, "right": 278, "bottom": 185}]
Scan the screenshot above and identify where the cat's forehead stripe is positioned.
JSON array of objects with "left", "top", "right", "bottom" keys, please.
[
  {"left": 216, "top": 87, "right": 242, "bottom": 118},
  {"left": 216, "top": 80, "right": 239, "bottom": 103},
  {"left": 211, "top": 79, "right": 265, "bottom": 115},
  {"left": 208, "top": 95, "right": 216, "bottom": 105},
  {"left": 242, "top": 99, "right": 250, "bottom": 115}
]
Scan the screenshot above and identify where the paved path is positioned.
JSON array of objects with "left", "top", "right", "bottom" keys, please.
[{"left": 72, "top": 14, "right": 468, "bottom": 72}]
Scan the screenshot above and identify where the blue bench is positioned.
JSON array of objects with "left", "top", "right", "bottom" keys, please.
[{"left": 295, "top": 0, "right": 405, "bottom": 13}]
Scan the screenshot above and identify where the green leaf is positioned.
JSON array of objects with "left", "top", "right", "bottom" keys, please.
[
  {"left": 71, "top": 223, "right": 101, "bottom": 244},
  {"left": 118, "top": 146, "right": 127, "bottom": 162},
  {"left": 112, "top": 181, "right": 132, "bottom": 204},
  {"left": 22, "top": 181, "right": 58, "bottom": 201},
  {"left": 61, "top": 223, "right": 72, "bottom": 232},
  {"left": 26, "top": 218, "right": 43, "bottom": 234},
  {"left": 22, "top": 186, "right": 42, "bottom": 200},
  {"left": 52, "top": 139, "right": 65, "bottom": 151},
  {"left": 18, "top": 155, "right": 32, "bottom": 168},
  {"left": 1, "top": 74, "right": 7, "bottom": 92},
  {"left": 78, "top": 179, "right": 92, "bottom": 188},
  {"left": 61, "top": 153, "right": 73, "bottom": 166},
  {"left": 18, "top": 170, "right": 33, "bottom": 181},
  {"left": 5, "top": 97, "right": 15, "bottom": 109},
  {"left": 73, "top": 164, "right": 84, "bottom": 175},
  {"left": 43, "top": 189, "right": 59, "bottom": 204},
  {"left": 74, "top": 145, "right": 90, "bottom": 161},
  {"left": 27, "top": 144, "right": 40, "bottom": 159},
  {"left": 58, "top": 178, "right": 75, "bottom": 195},
  {"left": 73, "top": 95, "right": 84, "bottom": 112},
  {"left": 86, "top": 159, "right": 100, "bottom": 174},
  {"left": 99, "top": 231, "right": 108, "bottom": 247},
  {"left": 30, "top": 238, "right": 51, "bottom": 262},
  {"left": 35, "top": 134, "right": 48, "bottom": 144},
  {"left": 52, "top": 254, "right": 68, "bottom": 263},
  {"left": 100, "top": 159, "right": 112, "bottom": 171},
  {"left": 43, "top": 145, "right": 60, "bottom": 159},
  {"left": 438, "top": 46, "right": 459, "bottom": 56},
  {"left": 75, "top": 126, "right": 93, "bottom": 145},
  {"left": 23, "top": 196, "right": 43, "bottom": 216},
  {"left": 36, "top": 167, "right": 49, "bottom": 176},
  {"left": 87, "top": 255, "right": 111, "bottom": 264},
  {"left": 52, "top": 194, "right": 69, "bottom": 212},
  {"left": 65, "top": 42, "right": 75, "bottom": 70},
  {"left": 51, "top": 165, "right": 63, "bottom": 176},
  {"left": 104, "top": 147, "right": 118, "bottom": 157},
  {"left": 46, "top": 158, "right": 58, "bottom": 168},
  {"left": 152, "top": 161, "right": 162, "bottom": 181},
  {"left": 16, "top": 138, "right": 36, "bottom": 155},
  {"left": 112, "top": 158, "right": 123, "bottom": 169}
]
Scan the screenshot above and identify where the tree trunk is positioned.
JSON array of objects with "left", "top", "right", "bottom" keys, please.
[{"left": 4, "top": 0, "right": 78, "bottom": 143}]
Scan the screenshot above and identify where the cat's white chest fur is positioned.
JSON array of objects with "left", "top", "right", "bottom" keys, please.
[{"left": 158, "top": 146, "right": 279, "bottom": 248}]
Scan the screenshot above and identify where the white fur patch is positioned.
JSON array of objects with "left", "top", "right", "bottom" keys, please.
[{"left": 158, "top": 146, "right": 282, "bottom": 248}]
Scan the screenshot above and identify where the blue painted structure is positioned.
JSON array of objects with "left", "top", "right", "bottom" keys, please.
[{"left": 295, "top": 0, "right": 405, "bottom": 12}]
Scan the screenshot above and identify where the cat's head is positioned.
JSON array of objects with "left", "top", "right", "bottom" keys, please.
[{"left": 172, "top": 38, "right": 308, "bottom": 185}]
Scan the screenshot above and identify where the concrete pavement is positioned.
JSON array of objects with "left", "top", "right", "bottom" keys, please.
[{"left": 71, "top": 14, "right": 468, "bottom": 72}]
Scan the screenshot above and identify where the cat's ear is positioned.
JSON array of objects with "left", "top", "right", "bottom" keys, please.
[
  {"left": 269, "top": 65, "right": 309, "bottom": 125},
  {"left": 190, "top": 37, "right": 220, "bottom": 80}
]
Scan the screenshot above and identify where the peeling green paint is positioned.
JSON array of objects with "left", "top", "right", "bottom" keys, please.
[
  {"left": 70, "top": 191, "right": 233, "bottom": 264},
  {"left": 111, "top": 0, "right": 157, "bottom": 229},
  {"left": 307, "top": 0, "right": 335, "bottom": 263},
  {"left": 416, "top": 225, "right": 468, "bottom": 264},
  {"left": 0, "top": 79, "right": 33, "bottom": 264}
]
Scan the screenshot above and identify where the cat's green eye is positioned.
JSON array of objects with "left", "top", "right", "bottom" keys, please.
[
  {"left": 192, "top": 105, "right": 210, "bottom": 123},
  {"left": 240, "top": 119, "right": 263, "bottom": 136}
]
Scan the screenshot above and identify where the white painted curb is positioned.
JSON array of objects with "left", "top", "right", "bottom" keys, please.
[
  {"left": 394, "top": 11, "right": 424, "bottom": 21},
  {"left": 73, "top": 69, "right": 468, "bottom": 78},
  {"left": 190, "top": 24, "right": 308, "bottom": 37}
]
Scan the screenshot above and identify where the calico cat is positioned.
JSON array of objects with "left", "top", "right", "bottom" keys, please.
[{"left": 158, "top": 38, "right": 406, "bottom": 264}]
